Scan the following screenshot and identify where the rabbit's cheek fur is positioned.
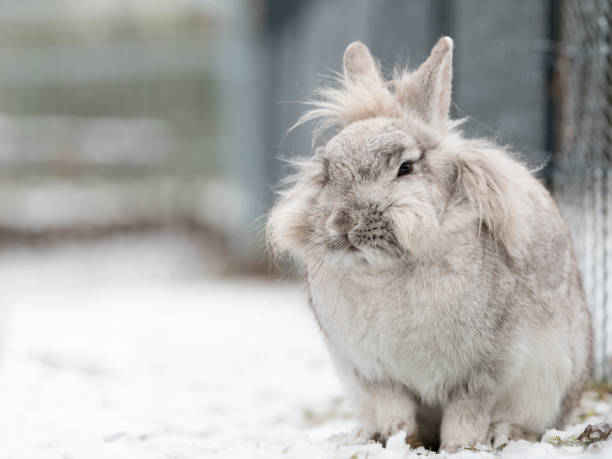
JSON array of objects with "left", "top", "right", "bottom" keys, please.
[
  {"left": 267, "top": 193, "right": 315, "bottom": 255},
  {"left": 387, "top": 197, "right": 441, "bottom": 257}
]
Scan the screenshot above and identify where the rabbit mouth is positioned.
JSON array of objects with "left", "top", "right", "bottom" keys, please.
[
  {"left": 343, "top": 243, "right": 401, "bottom": 267},
  {"left": 326, "top": 234, "right": 402, "bottom": 268},
  {"left": 342, "top": 246, "right": 369, "bottom": 266},
  {"left": 321, "top": 241, "right": 405, "bottom": 270}
]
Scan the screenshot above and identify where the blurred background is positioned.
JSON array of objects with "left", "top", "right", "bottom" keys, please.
[
  {"left": 0, "top": 1, "right": 611, "bottom": 453},
  {"left": 0, "top": 0, "right": 554, "bottom": 265}
]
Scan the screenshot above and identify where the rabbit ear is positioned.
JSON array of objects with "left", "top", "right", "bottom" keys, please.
[
  {"left": 396, "top": 36, "right": 453, "bottom": 126},
  {"left": 343, "top": 41, "right": 384, "bottom": 83}
]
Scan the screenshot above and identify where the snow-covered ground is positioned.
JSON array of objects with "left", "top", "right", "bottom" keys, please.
[{"left": 0, "top": 233, "right": 610, "bottom": 458}]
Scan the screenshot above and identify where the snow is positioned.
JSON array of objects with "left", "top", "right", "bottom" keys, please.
[{"left": 0, "top": 233, "right": 611, "bottom": 458}]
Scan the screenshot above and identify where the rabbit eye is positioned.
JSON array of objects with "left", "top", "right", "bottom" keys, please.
[{"left": 397, "top": 161, "right": 414, "bottom": 177}]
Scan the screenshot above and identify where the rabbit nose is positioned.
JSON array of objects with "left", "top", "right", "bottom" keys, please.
[{"left": 327, "top": 209, "right": 356, "bottom": 236}]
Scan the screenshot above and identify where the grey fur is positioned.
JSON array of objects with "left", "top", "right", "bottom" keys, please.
[{"left": 267, "top": 37, "right": 592, "bottom": 452}]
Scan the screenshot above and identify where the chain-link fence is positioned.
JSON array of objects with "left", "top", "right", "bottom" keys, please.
[{"left": 555, "top": 0, "right": 612, "bottom": 381}]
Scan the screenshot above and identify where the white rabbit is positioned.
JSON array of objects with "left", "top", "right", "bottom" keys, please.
[{"left": 267, "top": 37, "right": 592, "bottom": 452}]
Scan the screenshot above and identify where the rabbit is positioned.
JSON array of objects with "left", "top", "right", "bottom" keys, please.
[{"left": 267, "top": 37, "right": 592, "bottom": 452}]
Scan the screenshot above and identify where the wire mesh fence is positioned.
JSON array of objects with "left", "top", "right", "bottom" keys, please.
[{"left": 555, "top": 0, "right": 612, "bottom": 381}]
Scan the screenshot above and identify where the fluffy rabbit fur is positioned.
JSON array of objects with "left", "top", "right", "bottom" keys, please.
[{"left": 267, "top": 37, "right": 592, "bottom": 452}]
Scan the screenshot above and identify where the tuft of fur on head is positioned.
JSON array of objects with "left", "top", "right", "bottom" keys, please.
[
  {"left": 270, "top": 37, "right": 536, "bottom": 265},
  {"left": 292, "top": 38, "right": 456, "bottom": 140},
  {"left": 291, "top": 73, "right": 401, "bottom": 140}
]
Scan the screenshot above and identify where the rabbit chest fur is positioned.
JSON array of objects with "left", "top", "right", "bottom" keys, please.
[{"left": 309, "top": 257, "right": 488, "bottom": 402}]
